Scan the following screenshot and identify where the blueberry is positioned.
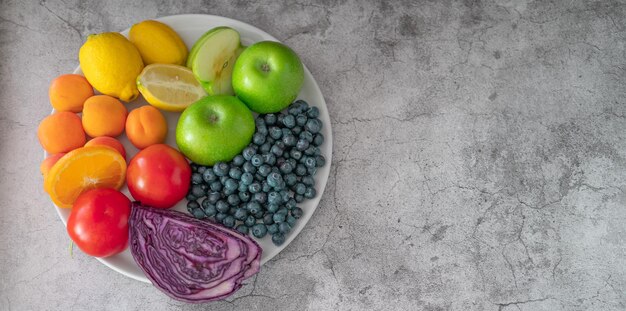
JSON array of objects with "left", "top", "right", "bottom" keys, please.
[
  {"left": 191, "top": 173, "right": 203, "bottom": 184},
  {"left": 277, "top": 207, "right": 289, "bottom": 216},
  {"left": 304, "top": 187, "right": 316, "bottom": 198},
  {"left": 304, "top": 146, "right": 317, "bottom": 156},
  {"left": 243, "top": 147, "right": 256, "bottom": 161},
  {"left": 264, "top": 114, "right": 277, "bottom": 125},
  {"left": 313, "top": 133, "right": 324, "bottom": 146},
  {"left": 282, "top": 134, "right": 297, "bottom": 147},
  {"left": 252, "top": 224, "right": 268, "bottom": 238},
  {"left": 267, "top": 172, "right": 283, "bottom": 188},
  {"left": 280, "top": 190, "right": 294, "bottom": 203},
  {"left": 227, "top": 194, "right": 240, "bottom": 206},
  {"left": 213, "top": 162, "right": 229, "bottom": 176},
  {"left": 267, "top": 203, "right": 279, "bottom": 213},
  {"left": 238, "top": 191, "right": 251, "bottom": 202},
  {"left": 187, "top": 200, "right": 200, "bottom": 211},
  {"left": 191, "top": 184, "right": 205, "bottom": 198},
  {"left": 295, "top": 164, "right": 307, "bottom": 176},
  {"left": 315, "top": 155, "right": 326, "bottom": 167},
  {"left": 290, "top": 149, "right": 302, "bottom": 160},
  {"left": 305, "top": 119, "right": 322, "bottom": 133},
  {"left": 228, "top": 167, "right": 243, "bottom": 180},
  {"left": 267, "top": 223, "right": 279, "bottom": 234},
  {"left": 313, "top": 147, "right": 321, "bottom": 156},
  {"left": 286, "top": 209, "right": 299, "bottom": 220},
  {"left": 256, "top": 117, "right": 266, "bottom": 127},
  {"left": 245, "top": 215, "right": 256, "bottom": 227},
  {"left": 241, "top": 172, "right": 254, "bottom": 185},
  {"left": 248, "top": 182, "right": 261, "bottom": 193},
  {"left": 234, "top": 208, "right": 248, "bottom": 220},
  {"left": 216, "top": 200, "right": 230, "bottom": 213},
  {"left": 253, "top": 132, "right": 266, "bottom": 145},
  {"left": 307, "top": 106, "right": 320, "bottom": 118},
  {"left": 263, "top": 213, "right": 274, "bottom": 225},
  {"left": 232, "top": 155, "right": 245, "bottom": 166},
  {"left": 261, "top": 181, "right": 272, "bottom": 193},
  {"left": 215, "top": 212, "right": 227, "bottom": 222},
  {"left": 253, "top": 192, "right": 267, "bottom": 204},
  {"left": 266, "top": 137, "right": 275, "bottom": 145},
  {"left": 296, "top": 114, "right": 308, "bottom": 127},
  {"left": 272, "top": 233, "right": 286, "bottom": 245},
  {"left": 269, "top": 126, "right": 283, "bottom": 140},
  {"left": 210, "top": 181, "right": 223, "bottom": 192},
  {"left": 207, "top": 191, "right": 222, "bottom": 204},
  {"left": 220, "top": 176, "right": 229, "bottom": 184},
  {"left": 243, "top": 161, "right": 256, "bottom": 174},
  {"left": 247, "top": 201, "right": 262, "bottom": 214},
  {"left": 262, "top": 154, "right": 276, "bottom": 166},
  {"left": 302, "top": 176, "right": 315, "bottom": 186},
  {"left": 304, "top": 156, "right": 317, "bottom": 168},
  {"left": 260, "top": 142, "right": 272, "bottom": 154},
  {"left": 192, "top": 208, "right": 205, "bottom": 219},
  {"left": 236, "top": 224, "right": 249, "bottom": 235},
  {"left": 222, "top": 216, "right": 236, "bottom": 228},
  {"left": 203, "top": 201, "right": 217, "bottom": 217},
  {"left": 258, "top": 164, "right": 271, "bottom": 177},
  {"left": 292, "top": 126, "right": 302, "bottom": 135},
  {"left": 251, "top": 154, "right": 264, "bottom": 167},
  {"left": 294, "top": 99, "right": 309, "bottom": 109},
  {"left": 286, "top": 198, "right": 297, "bottom": 210},
  {"left": 254, "top": 210, "right": 265, "bottom": 219},
  {"left": 186, "top": 193, "right": 197, "bottom": 201},
  {"left": 273, "top": 213, "right": 286, "bottom": 223},
  {"left": 307, "top": 166, "right": 317, "bottom": 175},
  {"left": 299, "top": 131, "right": 313, "bottom": 143},
  {"left": 295, "top": 194, "right": 304, "bottom": 203},
  {"left": 281, "top": 128, "right": 292, "bottom": 137},
  {"left": 257, "top": 124, "right": 268, "bottom": 135},
  {"left": 296, "top": 139, "right": 309, "bottom": 151},
  {"left": 271, "top": 145, "right": 283, "bottom": 157},
  {"left": 279, "top": 222, "right": 292, "bottom": 233},
  {"left": 238, "top": 182, "right": 249, "bottom": 193},
  {"left": 282, "top": 115, "right": 296, "bottom": 128},
  {"left": 228, "top": 206, "right": 238, "bottom": 215},
  {"left": 268, "top": 192, "right": 281, "bottom": 205},
  {"left": 224, "top": 178, "right": 238, "bottom": 191},
  {"left": 286, "top": 215, "right": 297, "bottom": 227}
]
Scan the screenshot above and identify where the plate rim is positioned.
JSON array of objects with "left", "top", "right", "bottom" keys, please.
[{"left": 48, "top": 13, "right": 333, "bottom": 283}]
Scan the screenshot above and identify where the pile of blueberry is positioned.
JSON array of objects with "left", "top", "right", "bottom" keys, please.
[{"left": 186, "top": 100, "right": 325, "bottom": 246}]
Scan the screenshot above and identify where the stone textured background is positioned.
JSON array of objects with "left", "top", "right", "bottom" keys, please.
[{"left": 1, "top": 0, "right": 626, "bottom": 310}]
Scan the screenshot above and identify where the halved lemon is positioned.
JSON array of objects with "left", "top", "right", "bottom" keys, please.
[
  {"left": 137, "top": 64, "right": 207, "bottom": 112},
  {"left": 44, "top": 146, "right": 126, "bottom": 208}
]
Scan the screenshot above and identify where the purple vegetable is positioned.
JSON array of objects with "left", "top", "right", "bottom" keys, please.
[{"left": 129, "top": 202, "right": 261, "bottom": 303}]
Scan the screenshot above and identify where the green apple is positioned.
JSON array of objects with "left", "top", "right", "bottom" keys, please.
[
  {"left": 187, "top": 27, "right": 244, "bottom": 95},
  {"left": 232, "top": 41, "right": 304, "bottom": 113},
  {"left": 176, "top": 95, "right": 255, "bottom": 165}
]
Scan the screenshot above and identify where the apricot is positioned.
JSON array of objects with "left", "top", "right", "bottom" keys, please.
[
  {"left": 82, "top": 95, "right": 127, "bottom": 137},
  {"left": 40, "top": 153, "right": 66, "bottom": 176},
  {"left": 125, "top": 105, "right": 167, "bottom": 149},
  {"left": 85, "top": 136, "right": 126, "bottom": 159},
  {"left": 49, "top": 74, "right": 94, "bottom": 112},
  {"left": 37, "top": 112, "right": 86, "bottom": 153}
]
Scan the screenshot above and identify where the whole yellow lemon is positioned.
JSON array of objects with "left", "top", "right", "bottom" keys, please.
[
  {"left": 79, "top": 32, "right": 144, "bottom": 102},
  {"left": 129, "top": 20, "right": 188, "bottom": 66}
]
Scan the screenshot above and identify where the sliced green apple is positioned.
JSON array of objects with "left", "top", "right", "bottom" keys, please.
[{"left": 187, "top": 27, "right": 244, "bottom": 95}]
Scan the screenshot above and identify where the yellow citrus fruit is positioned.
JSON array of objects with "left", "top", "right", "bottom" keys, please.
[
  {"left": 129, "top": 20, "right": 188, "bottom": 65},
  {"left": 137, "top": 64, "right": 207, "bottom": 112},
  {"left": 79, "top": 32, "right": 144, "bottom": 102},
  {"left": 44, "top": 146, "right": 126, "bottom": 208}
]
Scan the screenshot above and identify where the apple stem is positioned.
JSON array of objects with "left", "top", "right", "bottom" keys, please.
[{"left": 261, "top": 63, "right": 270, "bottom": 72}]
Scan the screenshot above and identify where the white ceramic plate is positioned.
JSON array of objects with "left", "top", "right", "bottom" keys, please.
[{"left": 49, "top": 14, "right": 332, "bottom": 283}]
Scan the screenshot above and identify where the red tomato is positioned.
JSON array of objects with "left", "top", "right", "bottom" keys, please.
[
  {"left": 67, "top": 188, "right": 131, "bottom": 257},
  {"left": 127, "top": 144, "right": 191, "bottom": 209}
]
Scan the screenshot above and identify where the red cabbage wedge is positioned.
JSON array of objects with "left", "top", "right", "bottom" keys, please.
[{"left": 129, "top": 202, "right": 261, "bottom": 303}]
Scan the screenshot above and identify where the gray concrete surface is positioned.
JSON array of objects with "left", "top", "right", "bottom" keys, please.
[{"left": 2, "top": 0, "right": 626, "bottom": 310}]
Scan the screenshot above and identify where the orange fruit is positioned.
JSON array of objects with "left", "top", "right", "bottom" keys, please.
[
  {"left": 44, "top": 146, "right": 126, "bottom": 208},
  {"left": 40, "top": 153, "right": 66, "bottom": 176},
  {"left": 82, "top": 95, "right": 127, "bottom": 137},
  {"left": 85, "top": 136, "right": 126, "bottom": 159},
  {"left": 49, "top": 74, "right": 94, "bottom": 112},
  {"left": 125, "top": 105, "right": 167, "bottom": 149},
  {"left": 37, "top": 112, "right": 86, "bottom": 153}
]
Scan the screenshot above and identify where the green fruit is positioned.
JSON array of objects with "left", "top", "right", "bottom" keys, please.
[
  {"left": 187, "top": 27, "right": 244, "bottom": 95},
  {"left": 232, "top": 41, "right": 304, "bottom": 113},
  {"left": 176, "top": 95, "right": 255, "bottom": 165}
]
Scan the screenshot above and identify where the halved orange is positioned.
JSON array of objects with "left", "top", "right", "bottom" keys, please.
[{"left": 44, "top": 146, "right": 126, "bottom": 208}]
